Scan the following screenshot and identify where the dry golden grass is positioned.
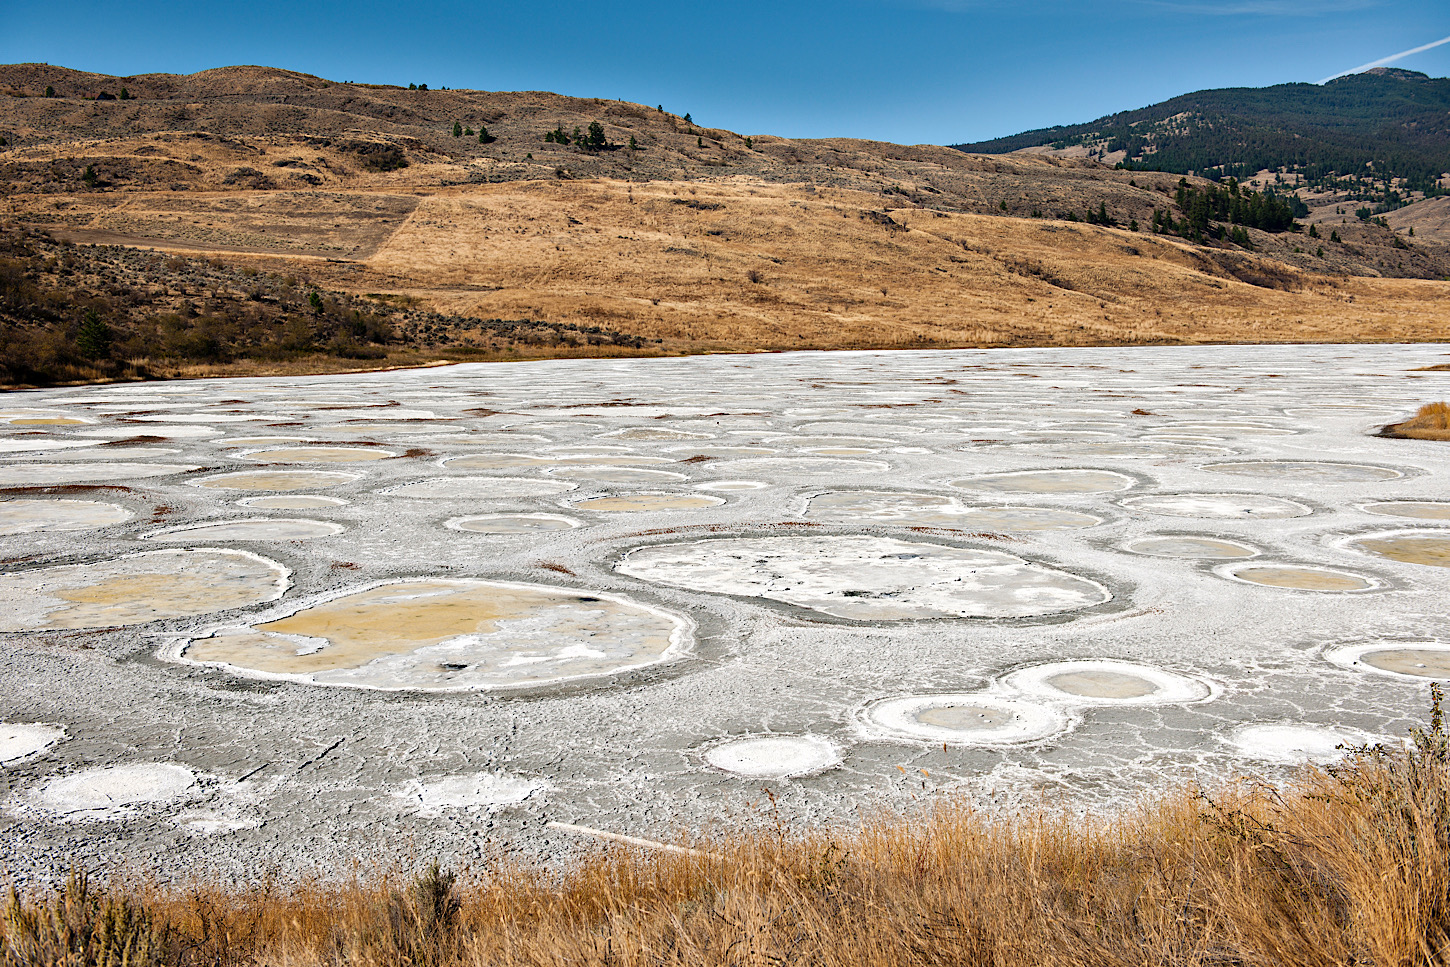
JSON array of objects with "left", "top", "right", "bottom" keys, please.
[
  {"left": 8, "top": 692, "right": 1450, "bottom": 967},
  {"left": 14, "top": 177, "right": 1450, "bottom": 364},
  {"left": 1384, "top": 401, "right": 1450, "bottom": 441}
]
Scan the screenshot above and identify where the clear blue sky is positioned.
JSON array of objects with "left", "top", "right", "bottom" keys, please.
[{"left": 3, "top": 0, "right": 1447, "bottom": 145}]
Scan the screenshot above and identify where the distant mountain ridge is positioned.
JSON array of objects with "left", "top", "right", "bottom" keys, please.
[{"left": 954, "top": 69, "right": 1450, "bottom": 192}]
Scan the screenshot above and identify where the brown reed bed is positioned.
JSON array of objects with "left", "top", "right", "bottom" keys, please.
[
  {"left": 7, "top": 688, "right": 1450, "bottom": 966},
  {"left": 1383, "top": 402, "right": 1450, "bottom": 442}
]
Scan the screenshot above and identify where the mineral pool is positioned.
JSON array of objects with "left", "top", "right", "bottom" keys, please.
[{"left": 0, "top": 343, "right": 1446, "bottom": 880}]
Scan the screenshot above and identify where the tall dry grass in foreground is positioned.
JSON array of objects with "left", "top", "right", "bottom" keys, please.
[
  {"left": 1386, "top": 402, "right": 1450, "bottom": 442},
  {"left": 7, "top": 689, "right": 1450, "bottom": 967}
]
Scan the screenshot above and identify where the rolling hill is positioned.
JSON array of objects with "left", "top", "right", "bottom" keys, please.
[{"left": 2, "top": 63, "right": 1449, "bottom": 386}]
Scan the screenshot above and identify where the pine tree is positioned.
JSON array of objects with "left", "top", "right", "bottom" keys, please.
[
  {"left": 44, "top": 85, "right": 55, "bottom": 98},
  {"left": 628, "top": 134, "right": 638, "bottom": 151},
  {"left": 683, "top": 113, "right": 692, "bottom": 123},
  {"left": 75, "top": 309, "right": 112, "bottom": 360},
  {"left": 82, "top": 164, "right": 97, "bottom": 187},
  {"left": 409, "top": 83, "right": 417, "bottom": 90},
  {"left": 479, "top": 126, "right": 493, "bottom": 144},
  {"left": 453, "top": 121, "right": 462, "bottom": 137},
  {"left": 586, "top": 121, "right": 607, "bottom": 150},
  {"left": 119, "top": 87, "right": 130, "bottom": 100}
]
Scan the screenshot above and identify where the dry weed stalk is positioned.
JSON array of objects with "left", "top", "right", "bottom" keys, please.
[{"left": 5, "top": 689, "right": 1449, "bottom": 966}]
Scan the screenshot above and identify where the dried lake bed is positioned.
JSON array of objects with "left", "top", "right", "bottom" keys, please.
[{"left": 0, "top": 343, "right": 1447, "bottom": 881}]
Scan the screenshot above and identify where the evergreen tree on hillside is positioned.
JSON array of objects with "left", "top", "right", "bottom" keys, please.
[{"left": 75, "top": 309, "right": 112, "bottom": 360}]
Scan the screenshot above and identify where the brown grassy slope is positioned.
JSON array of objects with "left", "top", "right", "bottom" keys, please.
[
  {"left": 338, "top": 179, "right": 1450, "bottom": 349},
  {"left": 5, "top": 704, "right": 1450, "bottom": 967}
]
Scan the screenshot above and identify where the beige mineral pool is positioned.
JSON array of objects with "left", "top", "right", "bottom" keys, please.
[
  {"left": 28, "top": 763, "right": 197, "bottom": 820},
  {"left": 572, "top": 493, "right": 725, "bottom": 512},
  {"left": 1003, "top": 660, "right": 1213, "bottom": 706},
  {"left": 804, "top": 491, "right": 969, "bottom": 528},
  {"left": 1347, "top": 531, "right": 1450, "bottom": 568},
  {"left": 951, "top": 469, "right": 1137, "bottom": 495},
  {"left": 0, "top": 462, "right": 199, "bottom": 487},
  {"left": 382, "top": 477, "right": 577, "bottom": 499},
  {"left": 1203, "top": 461, "right": 1403, "bottom": 483},
  {"left": 237, "top": 494, "right": 349, "bottom": 510},
  {"left": 1226, "top": 725, "right": 1358, "bottom": 764},
  {"left": 0, "top": 499, "right": 133, "bottom": 536},
  {"left": 861, "top": 694, "right": 1069, "bottom": 746},
  {"left": 0, "top": 723, "right": 65, "bottom": 766},
  {"left": 617, "top": 535, "right": 1110, "bottom": 620},
  {"left": 1324, "top": 641, "right": 1450, "bottom": 680},
  {"left": 1121, "top": 493, "right": 1312, "bottom": 520},
  {"left": 1124, "top": 536, "right": 1259, "bottom": 559},
  {"left": 1223, "top": 563, "right": 1378, "bottom": 592},
  {"left": 545, "top": 466, "right": 690, "bottom": 484},
  {"left": 246, "top": 446, "right": 394, "bottom": 463},
  {"left": 0, "top": 549, "right": 289, "bottom": 631},
  {"left": 145, "top": 518, "right": 344, "bottom": 542},
  {"left": 196, "top": 469, "right": 361, "bottom": 491},
  {"left": 401, "top": 772, "right": 545, "bottom": 817},
  {"left": 445, "top": 514, "right": 581, "bottom": 534},
  {"left": 170, "top": 578, "right": 692, "bottom": 691},
  {"left": 701, "top": 734, "right": 841, "bottom": 779},
  {"left": 1361, "top": 501, "right": 1450, "bottom": 521}
]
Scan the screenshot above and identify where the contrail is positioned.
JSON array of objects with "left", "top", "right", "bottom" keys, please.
[{"left": 1319, "top": 33, "right": 1450, "bottom": 83}]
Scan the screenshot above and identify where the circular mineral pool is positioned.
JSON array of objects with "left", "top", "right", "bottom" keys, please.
[
  {"left": 219, "top": 436, "right": 312, "bottom": 447},
  {"left": 238, "top": 494, "right": 349, "bottom": 510},
  {"left": 1003, "top": 660, "right": 1212, "bottom": 706},
  {"left": 702, "top": 735, "right": 841, "bottom": 779},
  {"left": 1203, "top": 461, "right": 1403, "bottom": 483},
  {"left": 0, "top": 723, "right": 65, "bottom": 766},
  {"left": 1348, "top": 531, "right": 1450, "bottom": 568},
  {"left": 146, "top": 518, "right": 344, "bottom": 542},
  {"left": 246, "top": 446, "right": 394, "bottom": 463},
  {"left": 0, "top": 549, "right": 289, "bottom": 631},
  {"left": 0, "top": 498, "right": 133, "bottom": 536},
  {"left": 544, "top": 466, "right": 689, "bottom": 484},
  {"left": 695, "top": 480, "right": 769, "bottom": 492},
  {"left": 862, "top": 694, "right": 1069, "bottom": 746},
  {"left": 1224, "top": 563, "right": 1378, "bottom": 592},
  {"left": 1362, "top": 501, "right": 1450, "bottom": 521},
  {"left": 442, "top": 453, "right": 555, "bottom": 469},
  {"left": 573, "top": 493, "right": 726, "bottom": 512},
  {"left": 33, "top": 763, "right": 196, "bottom": 818},
  {"left": 196, "top": 470, "right": 361, "bottom": 491},
  {"left": 951, "top": 469, "right": 1136, "bottom": 495},
  {"left": 0, "top": 462, "right": 198, "bottom": 487},
  {"left": 446, "top": 514, "right": 581, "bottom": 534},
  {"left": 720, "top": 457, "right": 891, "bottom": 477},
  {"left": 957, "top": 506, "right": 1102, "bottom": 532},
  {"left": 404, "top": 773, "right": 544, "bottom": 816},
  {"left": 1121, "top": 493, "right": 1311, "bottom": 520},
  {"left": 0, "top": 438, "right": 101, "bottom": 454},
  {"left": 173, "top": 578, "right": 692, "bottom": 691},
  {"left": 599, "top": 426, "right": 714, "bottom": 441},
  {"left": 1324, "top": 641, "right": 1450, "bottom": 680},
  {"left": 617, "top": 534, "right": 1110, "bottom": 620},
  {"left": 383, "top": 476, "right": 577, "bottom": 499},
  {"left": 1227, "top": 725, "right": 1358, "bottom": 764},
  {"left": 1124, "top": 536, "right": 1259, "bottom": 560}
]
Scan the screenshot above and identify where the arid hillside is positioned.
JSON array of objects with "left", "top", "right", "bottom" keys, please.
[{"left": 2, "top": 63, "right": 1450, "bottom": 385}]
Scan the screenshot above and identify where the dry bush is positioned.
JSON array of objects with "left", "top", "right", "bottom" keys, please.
[
  {"left": 1386, "top": 401, "right": 1450, "bottom": 441},
  {"left": 5, "top": 689, "right": 1450, "bottom": 966}
]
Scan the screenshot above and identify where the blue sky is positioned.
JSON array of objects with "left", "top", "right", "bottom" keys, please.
[{"left": 3, "top": 0, "right": 1447, "bottom": 145}]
